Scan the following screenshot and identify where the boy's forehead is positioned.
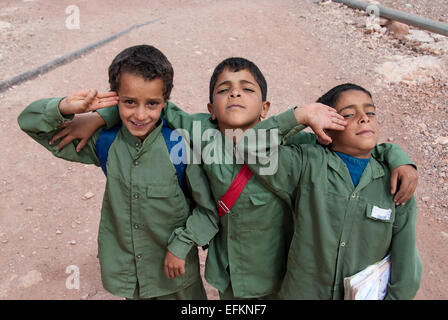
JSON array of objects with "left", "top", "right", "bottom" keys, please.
[
  {"left": 118, "top": 73, "right": 165, "bottom": 97},
  {"left": 216, "top": 68, "right": 257, "bottom": 84},
  {"left": 335, "top": 90, "right": 373, "bottom": 108}
]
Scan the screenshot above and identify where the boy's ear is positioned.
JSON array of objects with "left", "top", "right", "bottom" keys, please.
[
  {"left": 207, "top": 103, "right": 216, "bottom": 121},
  {"left": 260, "top": 101, "right": 271, "bottom": 120}
]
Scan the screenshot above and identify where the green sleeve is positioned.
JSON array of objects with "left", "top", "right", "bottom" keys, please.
[
  {"left": 238, "top": 119, "right": 306, "bottom": 207},
  {"left": 372, "top": 143, "right": 417, "bottom": 171},
  {"left": 161, "top": 101, "right": 214, "bottom": 135},
  {"left": 385, "top": 197, "right": 422, "bottom": 300},
  {"left": 263, "top": 108, "right": 318, "bottom": 145},
  {"left": 167, "top": 164, "right": 220, "bottom": 259},
  {"left": 96, "top": 105, "right": 120, "bottom": 129},
  {"left": 18, "top": 97, "right": 101, "bottom": 166}
]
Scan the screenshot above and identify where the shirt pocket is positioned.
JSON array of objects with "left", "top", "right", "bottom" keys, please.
[
  {"left": 238, "top": 192, "right": 285, "bottom": 230},
  {"left": 145, "top": 184, "right": 189, "bottom": 225}
]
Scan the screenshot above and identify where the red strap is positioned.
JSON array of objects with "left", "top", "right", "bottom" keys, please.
[{"left": 218, "top": 163, "right": 253, "bottom": 217}]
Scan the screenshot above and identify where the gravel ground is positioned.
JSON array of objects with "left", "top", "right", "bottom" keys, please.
[{"left": 0, "top": 0, "right": 447, "bottom": 300}]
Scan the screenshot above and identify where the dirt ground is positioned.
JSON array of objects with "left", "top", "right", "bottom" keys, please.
[{"left": 0, "top": 0, "right": 447, "bottom": 300}]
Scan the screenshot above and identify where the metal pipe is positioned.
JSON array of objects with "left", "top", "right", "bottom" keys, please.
[{"left": 332, "top": 0, "right": 448, "bottom": 36}]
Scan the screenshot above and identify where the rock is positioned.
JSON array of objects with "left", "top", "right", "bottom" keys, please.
[
  {"left": 421, "top": 196, "right": 431, "bottom": 202},
  {"left": 375, "top": 55, "right": 447, "bottom": 85},
  {"left": 81, "top": 192, "right": 95, "bottom": 200},
  {"left": 406, "top": 29, "right": 435, "bottom": 43},
  {"left": 436, "top": 137, "right": 448, "bottom": 145},
  {"left": 56, "top": 229, "right": 62, "bottom": 235},
  {"left": 379, "top": 18, "right": 388, "bottom": 26},
  {"left": 25, "top": 206, "right": 33, "bottom": 211},
  {"left": 18, "top": 270, "right": 43, "bottom": 288},
  {"left": 69, "top": 240, "right": 77, "bottom": 245},
  {"left": 0, "top": 21, "right": 12, "bottom": 30},
  {"left": 385, "top": 20, "right": 409, "bottom": 39}
]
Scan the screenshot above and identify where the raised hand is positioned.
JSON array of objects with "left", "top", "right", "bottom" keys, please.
[
  {"left": 294, "top": 103, "right": 347, "bottom": 145},
  {"left": 58, "top": 89, "right": 119, "bottom": 115},
  {"left": 50, "top": 112, "right": 107, "bottom": 152}
]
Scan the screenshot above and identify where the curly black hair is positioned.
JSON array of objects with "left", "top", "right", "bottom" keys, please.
[{"left": 108, "top": 45, "right": 174, "bottom": 100}]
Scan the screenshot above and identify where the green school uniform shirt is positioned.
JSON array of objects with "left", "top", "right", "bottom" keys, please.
[
  {"left": 241, "top": 112, "right": 422, "bottom": 300},
  {"left": 97, "top": 103, "right": 416, "bottom": 299},
  {"left": 18, "top": 98, "right": 219, "bottom": 299}
]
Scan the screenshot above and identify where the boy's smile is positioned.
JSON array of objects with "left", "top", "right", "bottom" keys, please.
[
  {"left": 118, "top": 73, "right": 166, "bottom": 141},
  {"left": 329, "top": 90, "right": 379, "bottom": 158},
  {"left": 208, "top": 68, "right": 270, "bottom": 133}
]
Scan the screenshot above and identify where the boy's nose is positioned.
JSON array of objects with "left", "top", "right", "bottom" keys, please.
[
  {"left": 230, "top": 89, "right": 241, "bottom": 98},
  {"left": 135, "top": 106, "right": 147, "bottom": 120},
  {"left": 359, "top": 113, "right": 370, "bottom": 123}
]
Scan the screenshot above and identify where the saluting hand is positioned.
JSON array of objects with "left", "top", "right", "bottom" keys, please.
[
  {"left": 294, "top": 103, "right": 347, "bottom": 145},
  {"left": 58, "top": 89, "right": 119, "bottom": 115}
]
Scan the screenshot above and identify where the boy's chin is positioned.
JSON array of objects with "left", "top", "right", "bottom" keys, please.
[{"left": 220, "top": 119, "right": 260, "bottom": 132}]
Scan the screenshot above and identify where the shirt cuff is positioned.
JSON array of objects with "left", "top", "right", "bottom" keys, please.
[
  {"left": 45, "top": 97, "right": 74, "bottom": 127},
  {"left": 167, "top": 229, "right": 195, "bottom": 260},
  {"left": 96, "top": 105, "right": 119, "bottom": 129}
]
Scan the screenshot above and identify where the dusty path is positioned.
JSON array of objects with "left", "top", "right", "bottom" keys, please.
[{"left": 0, "top": 0, "right": 447, "bottom": 300}]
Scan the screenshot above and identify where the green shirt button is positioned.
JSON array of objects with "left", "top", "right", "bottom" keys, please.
[{"left": 133, "top": 192, "right": 140, "bottom": 199}]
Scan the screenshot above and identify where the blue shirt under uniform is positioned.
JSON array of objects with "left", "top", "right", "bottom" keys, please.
[{"left": 336, "top": 152, "right": 371, "bottom": 187}]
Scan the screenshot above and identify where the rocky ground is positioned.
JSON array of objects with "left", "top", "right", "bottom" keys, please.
[{"left": 0, "top": 0, "right": 447, "bottom": 300}]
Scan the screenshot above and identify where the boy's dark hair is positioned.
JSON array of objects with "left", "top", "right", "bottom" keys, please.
[
  {"left": 209, "top": 57, "right": 267, "bottom": 103},
  {"left": 108, "top": 45, "right": 174, "bottom": 100},
  {"left": 316, "top": 83, "right": 372, "bottom": 108}
]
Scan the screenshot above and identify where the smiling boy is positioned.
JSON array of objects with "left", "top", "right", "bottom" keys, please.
[{"left": 17, "top": 45, "right": 218, "bottom": 300}]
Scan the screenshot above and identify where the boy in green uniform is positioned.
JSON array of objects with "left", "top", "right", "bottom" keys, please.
[
  {"left": 50, "top": 58, "right": 418, "bottom": 299},
  {"left": 240, "top": 83, "right": 422, "bottom": 299},
  {"left": 17, "top": 45, "right": 219, "bottom": 300}
]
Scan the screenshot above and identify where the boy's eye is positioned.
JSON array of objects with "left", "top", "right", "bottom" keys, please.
[
  {"left": 217, "top": 88, "right": 228, "bottom": 94},
  {"left": 243, "top": 88, "right": 255, "bottom": 92},
  {"left": 366, "top": 112, "right": 376, "bottom": 116},
  {"left": 124, "top": 99, "right": 135, "bottom": 105},
  {"left": 147, "top": 101, "right": 160, "bottom": 107},
  {"left": 343, "top": 114, "right": 354, "bottom": 118}
]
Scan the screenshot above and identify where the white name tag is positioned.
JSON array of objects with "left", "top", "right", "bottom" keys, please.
[{"left": 371, "top": 206, "right": 392, "bottom": 221}]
